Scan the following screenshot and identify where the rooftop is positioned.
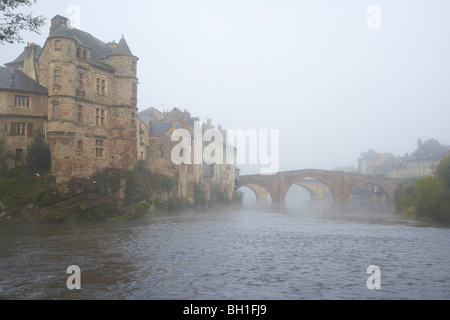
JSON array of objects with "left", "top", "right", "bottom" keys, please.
[
  {"left": 0, "top": 67, "right": 47, "bottom": 94},
  {"left": 408, "top": 139, "right": 449, "bottom": 161}
]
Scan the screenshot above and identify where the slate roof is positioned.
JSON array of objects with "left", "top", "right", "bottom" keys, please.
[
  {"left": 0, "top": 67, "right": 47, "bottom": 94},
  {"left": 48, "top": 24, "right": 135, "bottom": 59},
  {"left": 408, "top": 139, "right": 449, "bottom": 161},
  {"left": 5, "top": 19, "right": 136, "bottom": 71},
  {"left": 149, "top": 121, "right": 177, "bottom": 138},
  {"left": 113, "top": 37, "right": 134, "bottom": 56},
  {"left": 138, "top": 107, "right": 164, "bottom": 123}
]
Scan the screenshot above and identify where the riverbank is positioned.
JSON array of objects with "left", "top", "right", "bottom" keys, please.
[{"left": 0, "top": 169, "right": 183, "bottom": 224}]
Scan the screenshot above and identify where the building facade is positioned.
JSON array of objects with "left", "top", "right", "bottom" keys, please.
[
  {"left": 1, "top": 15, "right": 139, "bottom": 182},
  {"left": 139, "top": 107, "right": 238, "bottom": 203}
]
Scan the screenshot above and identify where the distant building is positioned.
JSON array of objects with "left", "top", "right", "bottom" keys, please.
[
  {"left": 357, "top": 139, "right": 449, "bottom": 179},
  {"left": 404, "top": 139, "right": 450, "bottom": 178},
  {"left": 357, "top": 149, "right": 397, "bottom": 176},
  {"left": 138, "top": 107, "right": 238, "bottom": 203}
]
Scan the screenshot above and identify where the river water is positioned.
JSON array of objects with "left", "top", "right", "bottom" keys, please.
[{"left": 0, "top": 194, "right": 449, "bottom": 300}]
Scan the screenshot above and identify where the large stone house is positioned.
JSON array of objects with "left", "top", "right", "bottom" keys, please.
[{"left": 1, "top": 15, "right": 139, "bottom": 182}]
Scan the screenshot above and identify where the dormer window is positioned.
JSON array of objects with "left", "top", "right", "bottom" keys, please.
[
  {"left": 83, "top": 50, "right": 87, "bottom": 60},
  {"left": 55, "top": 40, "right": 61, "bottom": 50},
  {"left": 77, "top": 47, "right": 81, "bottom": 59}
]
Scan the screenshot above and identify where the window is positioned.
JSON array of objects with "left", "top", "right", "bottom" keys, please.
[
  {"left": 140, "top": 152, "right": 144, "bottom": 160},
  {"left": 55, "top": 40, "right": 61, "bottom": 50},
  {"left": 96, "top": 78, "right": 106, "bottom": 95},
  {"left": 83, "top": 50, "right": 87, "bottom": 60},
  {"left": 132, "top": 61, "right": 137, "bottom": 71},
  {"left": 78, "top": 73, "right": 83, "bottom": 89},
  {"left": 15, "top": 149, "right": 24, "bottom": 162},
  {"left": 16, "top": 123, "right": 26, "bottom": 136},
  {"left": 77, "top": 140, "right": 83, "bottom": 152},
  {"left": 95, "top": 139, "right": 105, "bottom": 158},
  {"left": 15, "top": 96, "right": 29, "bottom": 107},
  {"left": 53, "top": 103, "right": 59, "bottom": 119},
  {"left": 54, "top": 70, "right": 61, "bottom": 86},
  {"left": 77, "top": 105, "right": 83, "bottom": 123},
  {"left": 132, "top": 83, "right": 137, "bottom": 99},
  {"left": 77, "top": 47, "right": 81, "bottom": 59},
  {"left": 96, "top": 109, "right": 105, "bottom": 126},
  {"left": 131, "top": 112, "right": 136, "bottom": 127}
]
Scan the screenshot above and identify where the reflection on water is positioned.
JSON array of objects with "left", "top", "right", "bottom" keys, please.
[{"left": 0, "top": 195, "right": 449, "bottom": 300}]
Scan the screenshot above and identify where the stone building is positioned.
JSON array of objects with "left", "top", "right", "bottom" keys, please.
[
  {"left": 1, "top": 15, "right": 139, "bottom": 182},
  {"left": 404, "top": 139, "right": 450, "bottom": 178},
  {"left": 138, "top": 107, "right": 238, "bottom": 203},
  {"left": 385, "top": 139, "right": 450, "bottom": 179},
  {"left": 0, "top": 64, "right": 48, "bottom": 167}
]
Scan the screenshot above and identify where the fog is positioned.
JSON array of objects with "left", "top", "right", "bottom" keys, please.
[{"left": 2, "top": 0, "right": 449, "bottom": 174}]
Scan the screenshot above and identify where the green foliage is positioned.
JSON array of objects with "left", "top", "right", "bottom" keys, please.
[
  {"left": 209, "top": 184, "right": 228, "bottom": 206},
  {"left": 26, "top": 129, "right": 51, "bottom": 174},
  {"left": 167, "top": 197, "right": 192, "bottom": 212},
  {"left": 135, "top": 201, "right": 151, "bottom": 215},
  {"left": 0, "top": 135, "right": 14, "bottom": 177},
  {"left": 415, "top": 176, "right": 445, "bottom": 220},
  {"left": 396, "top": 182, "right": 417, "bottom": 211},
  {"left": 0, "top": 175, "right": 56, "bottom": 208},
  {"left": 91, "top": 168, "right": 124, "bottom": 195},
  {"left": 435, "top": 154, "right": 450, "bottom": 190},
  {"left": 194, "top": 183, "right": 208, "bottom": 208},
  {"left": 395, "top": 162, "right": 450, "bottom": 223},
  {"left": 0, "top": 0, "right": 46, "bottom": 44}
]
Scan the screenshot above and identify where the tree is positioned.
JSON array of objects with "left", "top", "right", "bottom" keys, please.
[
  {"left": 435, "top": 154, "right": 450, "bottom": 191},
  {"left": 0, "top": 135, "right": 14, "bottom": 177},
  {"left": 415, "top": 176, "right": 444, "bottom": 219},
  {"left": 26, "top": 128, "right": 51, "bottom": 174},
  {"left": 0, "top": 0, "right": 45, "bottom": 44}
]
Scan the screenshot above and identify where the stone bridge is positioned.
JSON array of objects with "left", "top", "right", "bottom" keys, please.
[{"left": 237, "top": 169, "right": 402, "bottom": 204}]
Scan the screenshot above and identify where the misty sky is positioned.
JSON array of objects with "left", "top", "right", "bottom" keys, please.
[{"left": 1, "top": 0, "right": 449, "bottom": 174}]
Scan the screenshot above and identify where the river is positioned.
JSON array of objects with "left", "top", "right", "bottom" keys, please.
[{"left": 0, "top": 193, "right": 449, "bottom": 300}]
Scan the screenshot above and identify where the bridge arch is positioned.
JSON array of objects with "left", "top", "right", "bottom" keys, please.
[
  {"left": 283, "top": 174, "right": 336, "bottom": 203},
  {"left": 350, "top": 178, "right": 391, "bottom": 202},
  {"left": 237, "top": 184, "right": 270, "bottom": 202}
]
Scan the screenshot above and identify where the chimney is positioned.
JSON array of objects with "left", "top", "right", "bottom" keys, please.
[
  {"left": 50, "top": 15, "right": 69, "bottom": 36},
  {"left": 418, "top": 138, "right": 423, "bottom": 149},
  {"left": 23, "top": 44, "right": 38, "bottom": 81},
  {"left": 107, "top": 41, "right": 117, "bottom": 52}
]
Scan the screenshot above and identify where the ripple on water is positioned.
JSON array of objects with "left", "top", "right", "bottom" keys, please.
[{"left": 0, "top": 207, "right": 449, "bottom": 300}]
